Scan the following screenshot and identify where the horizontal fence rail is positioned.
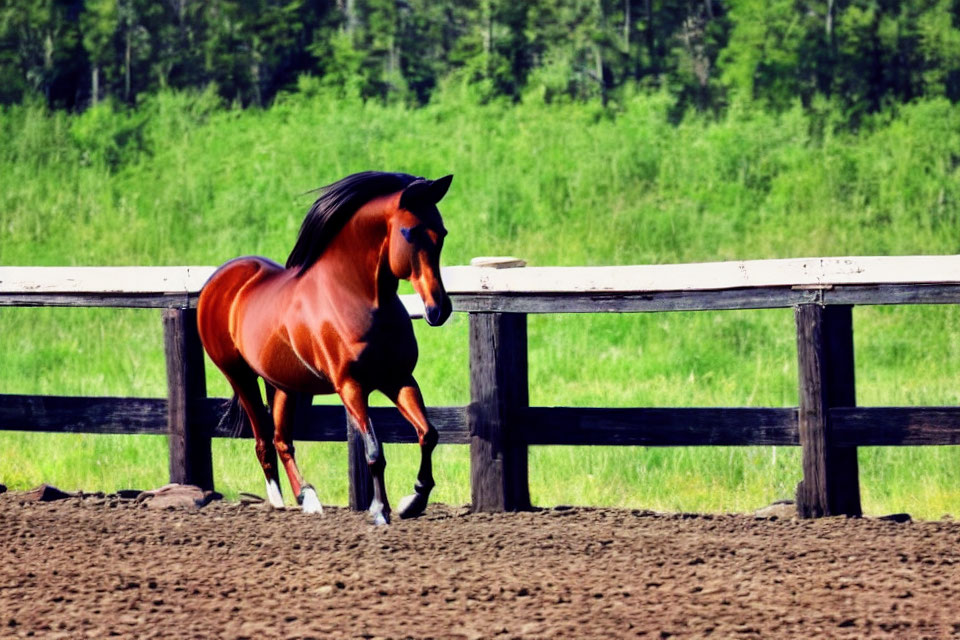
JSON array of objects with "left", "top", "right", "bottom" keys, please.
[
  {"left": 7, "top": 395, "right": 960, "bottom": 448},
  {"left": 4, "top": 255, "right": 960, "bottom": 310},
  {"left": 2, "top": 255, "right": 960, "bottom": 517},
  {"left": 0, "top": 394, "right": 471, "bottom": 443}
]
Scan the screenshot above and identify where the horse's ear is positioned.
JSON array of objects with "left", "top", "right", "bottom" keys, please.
[
  {"left": 400, "top": 174, "right": 453, "bottom": 210},
  {"left": 429, "top": 174, "right": 453, "bottom": 203},
  {"left": 400, "top": 179, "right": 430, "bottom": 210}
]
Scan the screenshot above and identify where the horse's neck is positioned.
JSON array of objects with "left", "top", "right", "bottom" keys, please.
[{"left": 318, "top": 201, "right": 393, "bottom": 305}]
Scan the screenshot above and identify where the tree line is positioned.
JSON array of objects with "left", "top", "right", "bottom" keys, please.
[{"left": 2, "top": 0, "right": 959, "bottom": 118}]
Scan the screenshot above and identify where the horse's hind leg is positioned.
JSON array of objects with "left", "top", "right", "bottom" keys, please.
[
  {"left": 385, "top": 377, "right": 437, "bottom": 519},
  {"left": 226, "top": 370, "right": 284, "bottom": 508},
  {"left": 340, "top": 380, "right": 390, "bottom": 525},
  {"left": 272, "top": 389, "right": 322, "bottom": 514}
]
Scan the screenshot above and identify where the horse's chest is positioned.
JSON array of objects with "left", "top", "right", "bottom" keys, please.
[
  {"left": 353, "top": 317, "right": 416, "bottom": 366},
  {"left": 349, "top": 312, "right": 418, "bottom": 383}
]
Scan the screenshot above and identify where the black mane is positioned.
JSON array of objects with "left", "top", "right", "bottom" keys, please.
[{"left": 286, "top": 171, "right": 420, "bottom": 275}]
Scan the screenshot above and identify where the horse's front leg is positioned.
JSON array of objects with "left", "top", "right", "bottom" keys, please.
[
  {"left": 385, "top": 377, "right": 437, "bottom": 519},
  {"left": 339, "top": 380, "right": 391, "bottom": 525}
]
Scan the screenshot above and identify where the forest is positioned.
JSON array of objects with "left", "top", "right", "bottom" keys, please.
[{"left": 2, "top": 0, "right": 960, "bottom": 119}]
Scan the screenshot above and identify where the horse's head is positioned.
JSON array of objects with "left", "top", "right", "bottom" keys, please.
[{"left": 388, "top": 174, "right": 453, "bottom": 326}]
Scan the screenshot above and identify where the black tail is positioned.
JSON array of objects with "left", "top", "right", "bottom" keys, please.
[
  {"left": 217, "top": 381, "right": 276, "bottom": 438},
  {"left": 218, "top": 394, "right": 250, "bottom": 438}
]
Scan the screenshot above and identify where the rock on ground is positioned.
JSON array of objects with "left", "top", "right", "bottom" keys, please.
[{"left": 135, "top": 483, "right": 223, "bottom": 510}]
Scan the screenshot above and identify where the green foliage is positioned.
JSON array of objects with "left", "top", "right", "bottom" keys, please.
[
  {"left": 916, "top": 0, "right": 960, "bottom": 99},
  {"left": 719, "top": 0, "right": 812, "bottom": 107},
  {"left": 314, "top": 31, "right": 370, "bottom": 100},
  {"left": 68, "top": 99, "right": 147, "bottom": 168},
  {"left": 719, "top": 0, "right": 960, "bottom": 120}
]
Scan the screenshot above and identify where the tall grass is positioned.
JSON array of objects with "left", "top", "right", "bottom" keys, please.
[{"left": 1, "top": 91, "right": 959, "bottom": 518}]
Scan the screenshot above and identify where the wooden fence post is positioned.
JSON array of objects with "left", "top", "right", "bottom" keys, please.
[
  {"left": 795, "top": 303, "right": 861, "bottom": 518},
  {"left": 163, "top": 307, "right": 213, "bottom": 490},
  {"left": 346, "top": 409, "right": 373, "bottom": 511},
  {"left": 468, "top": 257, "right": 531, "bottom": 512}
]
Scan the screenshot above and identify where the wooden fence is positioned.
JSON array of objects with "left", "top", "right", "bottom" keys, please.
[{"left": 2, "top": 255, "right": 960, "bottom": 518}]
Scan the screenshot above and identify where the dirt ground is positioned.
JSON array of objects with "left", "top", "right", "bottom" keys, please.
[{"left": 1, "top": 494, "right": 960, "bottom": 639}]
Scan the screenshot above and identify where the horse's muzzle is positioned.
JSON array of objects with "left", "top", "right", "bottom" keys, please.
[{"left": 425, "top": 296, "right": 452, "bottom": 326}]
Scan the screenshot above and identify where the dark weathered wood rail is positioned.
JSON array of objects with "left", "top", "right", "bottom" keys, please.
[
  {"left": 2, "top": 255, "right": 960, "bottom": 518},
  {"left": 6, "top": 392, "right": 960, "bottom": 447}
]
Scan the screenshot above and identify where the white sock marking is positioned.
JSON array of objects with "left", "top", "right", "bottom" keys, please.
[
  {"left": 265, "top": 478, "right": 284, "bottom": 508},
  {"left": 397, "top": 493, "right": 417, "bottom": 515},
  {"left": 300, "top": 486, "right": 323, "bottom": 514},
  {"left": 369, "top": 499, "right": 389, "bottom": 526}
]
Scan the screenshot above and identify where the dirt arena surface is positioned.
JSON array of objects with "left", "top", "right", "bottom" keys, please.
[{"left": 2, "top": 494, "right": 960, "bottom": 639}]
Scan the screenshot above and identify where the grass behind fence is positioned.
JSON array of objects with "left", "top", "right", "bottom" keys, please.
[{"left": 1, "top": 91, "right": 960, "bottom": 518}]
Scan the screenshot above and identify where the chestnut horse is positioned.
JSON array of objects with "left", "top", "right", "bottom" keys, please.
[{"left": 197, "top": 172, "right": 453, "bottom": 525}]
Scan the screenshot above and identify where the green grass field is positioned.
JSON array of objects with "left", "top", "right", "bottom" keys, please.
[{"left": 2, "top": 91, "right": 960, "bottom": 518}]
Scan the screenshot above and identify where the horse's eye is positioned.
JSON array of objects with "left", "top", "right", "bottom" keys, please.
[
  {"left": 400, "top": 226, "right": 418, "bottom": 243},
  {"left": 401, "top": 226, "right": 431, "bottom": 245}
]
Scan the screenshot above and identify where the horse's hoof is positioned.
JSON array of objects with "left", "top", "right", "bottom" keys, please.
[
  {"left": 265, "top": 479, "right": 285, "bottom": 509},
  {"left": 398, "top": 492, "right": 428, "bottom": 519},
  {"left": 299, "top": 486, "right": 323, "bottom": 515},
  {"left": 371, "top": 510, "right": 390, "bottom": 526}
]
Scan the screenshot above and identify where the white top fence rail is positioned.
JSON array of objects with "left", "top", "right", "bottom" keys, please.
[{"left": 3, "top": 255, "right": 960, "bottom": 314}]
